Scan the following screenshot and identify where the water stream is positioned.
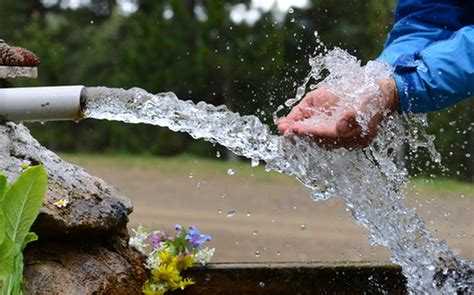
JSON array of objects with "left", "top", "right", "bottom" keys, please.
[{"left": 82, "top": 48, "right": 472, "bottom": 293}]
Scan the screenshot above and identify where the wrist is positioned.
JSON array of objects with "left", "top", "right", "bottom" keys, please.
[{"left": 377, "top": 76, "right": 399, "bottom": 113}]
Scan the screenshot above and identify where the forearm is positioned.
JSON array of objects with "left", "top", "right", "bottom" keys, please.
[
  {"left": 378, "top": 0, "right": 469, "bottom": 64},
  {"left": 391, "top": 26, "right": 474, "bottom": 113}
]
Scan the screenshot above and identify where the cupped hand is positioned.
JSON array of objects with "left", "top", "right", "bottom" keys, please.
[{"left": 277, "top": 77, "right": 398, "bottom": 149}]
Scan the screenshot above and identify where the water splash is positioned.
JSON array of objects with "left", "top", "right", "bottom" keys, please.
[{"left": 82, "top": 48, "right": 472, "bottom": 293}]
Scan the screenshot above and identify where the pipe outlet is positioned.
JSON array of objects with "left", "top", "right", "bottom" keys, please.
[{"left": 0, "top": 86, "right": 85, "bottom": 122}]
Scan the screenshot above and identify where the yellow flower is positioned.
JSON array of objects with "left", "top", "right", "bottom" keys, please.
[
  {"left": 144, "top": 248, "right": 199, "bottom": 293},
  {"left": 158, "top": 250, "right": 172, "bottom": 265},
  {"left": 179, "top": 278, "right": 195, "bottom": 290},
  {"left": 173, "top": 255, "right": 194, "bottom": 271},
  {"left": 152, "top": 264, "right": 181, "bottom": 288}
]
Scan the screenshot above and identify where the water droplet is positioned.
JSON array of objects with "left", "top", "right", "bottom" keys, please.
[
  {"left": 217, "top": 208, "right": 222, "bottom": 214},
  {"left": 276, "top": 251, "right": 281, "bottom": 256},
  {"left": 465, "top": 153, "right": 471, "bottom": 158},
  {"left": 188, "top": 173, "right": 193, "bottom": 179},
  {"left": 255, "top": 251, "right": 261, "bottom": 258},
  {"left": 246, "top": 212, "right": 251, "bottom": 217},
  {"left": 300, "top": 224, "right": 306, "bottom": 231},
  {"left": 259, "top": 281, "right": 265, "bottom": 288},
  {"left": 227, "top": 210, "right": 236, "bottom": 217},
  {"left": 227, "top": 169, "right": 235, "bottom": 175},
  {"left": 288, "top": 8, "right": 294, "bottom": 13},
  {"left": 220, "top": 193, "right": 226, "bottom": 199},
  {"left": 216, "top": 151, "right": 221, "bottom": 158},
  {"left": 252, "top": 230, "right": 258, "bottom": 236}
]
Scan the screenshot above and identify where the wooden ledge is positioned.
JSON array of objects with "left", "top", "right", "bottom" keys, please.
[{"left": 172, "top": 262, "right": 407, "bottom": 294}]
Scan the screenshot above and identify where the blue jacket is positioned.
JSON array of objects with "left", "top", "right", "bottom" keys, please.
[{"left": 378, "top": 0, "right": 474, "bottom": 113}]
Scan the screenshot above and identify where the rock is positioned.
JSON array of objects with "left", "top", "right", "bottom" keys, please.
[
  {"left": 0, "top": 122, "right": 132, "bottom": 238},
  {"left": 24, "top": 231, "right": 146, "bottom": 295},
  {"left": 0, "top": 42, "right": 145, "bottom": 294},
  {"left": 0, "top": 122, "right": 146, "bottom": 294}
]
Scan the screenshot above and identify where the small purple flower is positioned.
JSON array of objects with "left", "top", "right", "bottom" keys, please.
[
  {"left": 185, "top": 225, "right": 211, "bottom": 249},
  {"left": 149, "top": 231, "right": 162, "bottom": 249},
  {"left": 175, "top": 224, "right": 184, "bottom": 238}
]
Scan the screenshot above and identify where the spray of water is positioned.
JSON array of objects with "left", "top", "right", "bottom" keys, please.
[{"left": 82, "top": 47, "right": 472, "bottom": 293}]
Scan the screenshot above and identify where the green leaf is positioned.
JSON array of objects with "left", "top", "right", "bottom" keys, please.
[
  {"left": 10, "top": 252, "right": 24, "bottom": 295},
  {"left": 3, "top": 166, "right": 47, "bottom": 246},
  {"left": 0, "top": 172, "right": 8, "bottom": 246},
  {"left": 21, "top": 232, "right": 38, "bottom": 251},
  {"left": 0, "top": 172, "right": 7, "bottom": 201},
  {"left": 0, "top": 210, "right": 4, "bottom": 246},
  {"left": 0, "top": 238, "right": 18, "bottom": 278}
]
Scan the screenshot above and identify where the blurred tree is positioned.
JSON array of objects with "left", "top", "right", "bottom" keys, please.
[{"left": 1, "top": 0, "right": 471, "bottom": 181}]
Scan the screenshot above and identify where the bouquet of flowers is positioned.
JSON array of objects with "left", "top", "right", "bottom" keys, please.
[{"left": 129, "top": 224, "right": 215, "bottom": 295}]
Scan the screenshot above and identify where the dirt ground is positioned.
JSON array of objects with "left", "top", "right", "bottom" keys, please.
[{"left": 67, "top": 156, "right": 473, "bottom": 263}]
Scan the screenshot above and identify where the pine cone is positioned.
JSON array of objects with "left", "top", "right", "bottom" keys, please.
[{"left": 0, "top": 40, "right": 40, "bottom": 67}]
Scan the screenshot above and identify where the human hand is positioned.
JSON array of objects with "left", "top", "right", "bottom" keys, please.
[{"left": 277, "top": 77, "right": 399, "bottom": 149}]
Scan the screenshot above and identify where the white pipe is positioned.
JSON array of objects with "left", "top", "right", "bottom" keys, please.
[{"left": 0, "top": 86, "right": 85, "bottom": 122}]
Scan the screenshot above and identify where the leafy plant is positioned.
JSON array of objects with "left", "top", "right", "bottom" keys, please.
[{"left": 0, "top": 166, "right": 47, "bottom": 295}]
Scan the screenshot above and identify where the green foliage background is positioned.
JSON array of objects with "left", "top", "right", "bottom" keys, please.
[{"left": 0, "top": 0, "right": 472, "bottom": 181}]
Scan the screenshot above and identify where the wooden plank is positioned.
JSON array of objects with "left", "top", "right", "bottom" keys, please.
[{"left": 171, "top": 262, "right": 407, "bottom": 294}]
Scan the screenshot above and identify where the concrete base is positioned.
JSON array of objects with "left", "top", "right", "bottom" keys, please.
[
  {"left": 0, "top": 66, "right": 37, "bottom": 79},
  {"left": 172, "top": 262, "right": 407, "bottom": 294}
]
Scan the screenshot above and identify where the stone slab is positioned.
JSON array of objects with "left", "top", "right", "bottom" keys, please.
[{"left": 0, "top": 65, "right": 37, "bottom": 79}]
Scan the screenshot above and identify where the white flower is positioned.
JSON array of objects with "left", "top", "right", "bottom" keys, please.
[
  {"left": 129, "top": 225, "right": 150, "bottom": 255},
  {"left": 149, "top": 283, "right": 167, "bottom": 292},
  {"left": 52, "top": 198, "right": 69, "bottom": 208},
  {"left": 145, "top": 249, "right": 162, "bottom": 270},
  {"left": 195, "top": 247, "right": 215, "bottom": 266},
  {"left": 19, "top": 160, "right": 31, "bottom": 171}
]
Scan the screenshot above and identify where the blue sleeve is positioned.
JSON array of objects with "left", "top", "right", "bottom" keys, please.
[
  {"left": 377, "top": 0, "right": 474, "bottom": 113},
  {"left": 392, "top": 26, "right": 474, "bottom": 113}
]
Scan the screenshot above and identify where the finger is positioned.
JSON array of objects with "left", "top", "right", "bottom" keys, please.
[
  {"left": 285, "top": 95, "right": 316, "bottom": 120},
  {"left": 287, "top": 121, "right": 338, "bottom": 138},
  {"left": 277, "top": 120, "right": 292, "bottom": 134},
  {"left": 286, "top": 104, "right": 315, "bottom": 121}
]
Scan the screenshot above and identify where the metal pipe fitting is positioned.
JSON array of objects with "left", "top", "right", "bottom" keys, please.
[{"left": 0, "top": 86, "right": 85, "bottom": 122}]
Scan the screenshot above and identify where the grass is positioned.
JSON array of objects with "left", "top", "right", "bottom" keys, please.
[
  {"left": 407, "top": 177, "right": 473, "bottom": 198},
  {"left": 61, "top": 153, "right": 295, "bottom": 183},
  {"left": 61, "top": 153, "right": 473, "bottom": 196}
]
